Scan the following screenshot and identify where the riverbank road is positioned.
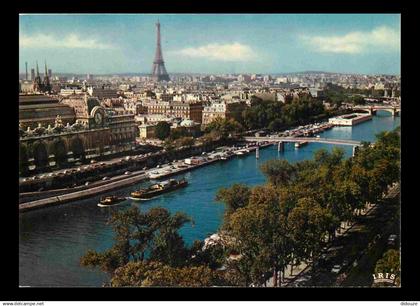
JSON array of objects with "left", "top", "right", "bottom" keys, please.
[
  {"left": 263, "top": 183, "right": 399, "bottom": 287},
  {"left": 19, "top": 170, "right": 149, "bottom": 212},
  {"left": 19, "top": 151, "right": 155, "bottom": 185},
  {"left": 288, "top": 184, "right": 399, "bottom": 287}
]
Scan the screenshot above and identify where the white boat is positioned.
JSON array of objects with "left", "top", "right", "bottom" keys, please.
[
  {"left": 295, "top": 141, "right": 309, "bottom": 148},
  {"left": 148, "top": 171, "right": 162, "bottom": 179},
  {"left": 127, "top": 196, "right": 154, "bottom": 201},
  {"left": 235, "top": 151, "right": 245, "bottom": 155}
]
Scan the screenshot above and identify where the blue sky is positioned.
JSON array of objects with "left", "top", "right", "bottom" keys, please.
[{"left": 19, "top": 14, "right": 401, "bottom": 75}]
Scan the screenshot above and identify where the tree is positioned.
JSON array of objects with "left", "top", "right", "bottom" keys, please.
[
  {"left": 314, "top": 147, "right": 344, "bottom": 168},
  {"left": 81, "top": 207, "right": 193, "bottom": 274},
  {"left": 374, "top": 249, "right": 400, "bottom": 286},
  {"left": 188, "top": 240, "right": 227, "bottom": 270},
  {"left": 226, "top": 185, "right": 292, "bottom": 287},
  {"left": 174, "top": 136, "right": 195, "bottom": 148},
  {"left": 268, "top": 118, "right": 284, "bottom": 131},
  {"left": 350, "top": 95, "right": 366, "bottom": 105},
  {"left": 163, "top": 139, "right": 175, "bottom": 152},
  {"left": 155, "top": 121, "right": 171, "bottom": 140},
  {"left": 148, "top": 209, "right": 192, "bottom": 267},
  {"left": 110, "top": 261, "right": 230, "bottom": 287},
  {"left": 213, "top": 131, "right": 400, "bottom": 287},
  {"left": 205, "top": 117, "right": 243, "bottom": 139},
  {"left": 169, "top": 128, "right": 190, "bottom": 140},
  {"left": 260, "top": 159, "right": 296, "bottom": 187},
  {"left": 288, "top": 197, "right": 331, "bottom": 263},
  {"left": 215, "top": 183, "right": 251, "bottom": 216}
]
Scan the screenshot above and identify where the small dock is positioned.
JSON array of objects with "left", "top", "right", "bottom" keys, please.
[{"left": 146, "top": 142, "right": 272, "bottom": 180}]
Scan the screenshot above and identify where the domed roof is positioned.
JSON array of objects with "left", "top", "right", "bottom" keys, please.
[{"left": 180, "top": 119, "right": 196, "bottom": 127}]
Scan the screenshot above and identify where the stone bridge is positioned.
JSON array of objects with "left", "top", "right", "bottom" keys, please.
[
  {"left": 352, "top": 105, "right": 400, "bottom": 116},
  {"left": 244, "top": 136, "right": 363, "bottom": 156},
  {"left": 245, "top": 136, "right": 362, "bottom": 146}
]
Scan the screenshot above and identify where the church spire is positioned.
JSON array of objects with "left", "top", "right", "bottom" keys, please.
[
  {"left": 36, "top": 61, "right": 40, "bottom": 77},
  {"left": 43, "top": 60, "right": 51, "bottom": 93}
]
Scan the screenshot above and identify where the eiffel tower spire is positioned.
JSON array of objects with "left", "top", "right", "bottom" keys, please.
[{"left": 151, "top": 20, "right": 170, "bottom": 82}]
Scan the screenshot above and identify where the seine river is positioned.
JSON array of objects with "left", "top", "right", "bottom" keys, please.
[{"left": 19, "top": 111, "right": 400, "bottom": 287}]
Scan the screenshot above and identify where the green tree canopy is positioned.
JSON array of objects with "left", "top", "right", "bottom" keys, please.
[
  {"left": 260, "top": 159, "right": 297, "bottom": 187},
  {"left": 205, "top": 117, "right": 243, "bottom": 139},
  {"left": 155, "top": 121, "right": 171, "bottom": 140},
  {"left": 110, "top": 261, "right": 230, "bottom": 287},
  {"left": 215, "top": 183, "right": 251, "bottom": 216},
  {"left": 374, "top": 249, "right": 400, "bottom": 286},
  {"left": 81, "top": 207, "right": 193, "bottom": 274}
]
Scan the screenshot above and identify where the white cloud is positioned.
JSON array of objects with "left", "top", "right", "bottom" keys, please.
[
  {"left": 172, "top": 42, "right": 255, "bottom": 61},
  {"left": 301, "top": 26, "right": 400, "bottom": 54},
  {"left": 20, "top": 33, "right": 116, "bottom": 50}
]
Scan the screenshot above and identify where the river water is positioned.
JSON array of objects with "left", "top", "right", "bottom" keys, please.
[{"left": 19, "top": 111, "right": 400, "bottom": 287}]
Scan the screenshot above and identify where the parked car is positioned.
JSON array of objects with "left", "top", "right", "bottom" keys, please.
[
  {"left": 90, "top": 160, "right": 96, "bottom": 164},
  {"left": 331, "top": 264, "right": 342, "bottom": 274},
  {"left": 290, "top": 275, "right": 311, "bottom": 287},
  {"left": 124, "top": 171, "right": 131, "bottom": 175},
  {"left": 388, "top": 234, "right": 397, "bottom": 246},
  {"left": 102, "top": 177, "right": 110, "bottom": 181}
]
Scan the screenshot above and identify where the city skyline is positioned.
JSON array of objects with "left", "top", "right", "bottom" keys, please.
[{"left": 19, "top": 14, "right": 401, "bottom": 75}]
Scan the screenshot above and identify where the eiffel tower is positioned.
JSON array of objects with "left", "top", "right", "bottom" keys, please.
[{"left": 151, "top": 20, "right": 170, "bottom": 82}]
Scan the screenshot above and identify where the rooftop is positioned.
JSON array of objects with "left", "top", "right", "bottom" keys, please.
[{"left": 19, "top": 94, "right": 59, "bottom": 106}]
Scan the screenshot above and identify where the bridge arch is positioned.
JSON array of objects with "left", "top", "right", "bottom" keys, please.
[{"left": 374, "top": 108, "right": 396, "bottom": 116}]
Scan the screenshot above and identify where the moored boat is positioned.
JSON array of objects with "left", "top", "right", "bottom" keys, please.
[
  {"left": 130, "top": 178, "right": 188, "bottom": 200},
  {"left": 295, "top": 141, "right": 309, "bottom": 148},
  {"left": 97, "top": 195, "right": 127, "bottom": 207}
]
